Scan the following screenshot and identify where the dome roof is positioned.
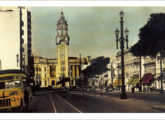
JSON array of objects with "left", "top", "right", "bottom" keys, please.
[{"left": 57, "top": 11, "right": 68, "bottom": 26}]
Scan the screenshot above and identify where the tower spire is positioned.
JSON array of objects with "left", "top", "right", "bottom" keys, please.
[
  {"left": 61, "top": 9, "right": 63, "bottom": 16},
  {"left": 56, "top": 11, "right": 69, "bottom": 45},
  {"left": 56, "top": 11, "right": 70, "bottom": 88}
]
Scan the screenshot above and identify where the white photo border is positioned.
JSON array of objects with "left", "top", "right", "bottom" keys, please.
[{"left": 0, "top": 1, "right": 165, "bottom": 120}]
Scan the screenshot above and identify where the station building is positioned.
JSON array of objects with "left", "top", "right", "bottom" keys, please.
[{"left": 33, "top": 12, "right": 90, "bottom": 88}]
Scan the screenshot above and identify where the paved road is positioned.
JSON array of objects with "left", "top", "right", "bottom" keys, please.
[
  {"left": 3, "top": 90, "right": 165, "bottom": 113},
  {"left": 28, "top": 91, "right": 56, "bottom": 113},
  {"left": 27, "top": 90, "right": 165, "bottom": 113},
  {"left": 55, "top": 91, "right": 160, "bottom": 113},
  {"left": 27, "top": 90, "right": 82, "bottom": 113}
]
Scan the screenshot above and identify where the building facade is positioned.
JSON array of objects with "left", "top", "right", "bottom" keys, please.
[
  {"left": 0, "top": 7, "right": 32, "bottom": 76},
  {"left": 33, "top": 12, "right": 90, "bottom": 88},
  {"left": 34, "top": 56, "right": 89, "bottom": 88},
  {"left": 114, "top": 49, "right": 165, "bottom": 92},
  {"left": 109, "top": 58, "right": 121, "bottom": 88},
  {"left": 115, "top": 49, "right": 144, "bottom": 91},
  {"left": 0, "top": 60, "right": 1, "bottom": 71}
]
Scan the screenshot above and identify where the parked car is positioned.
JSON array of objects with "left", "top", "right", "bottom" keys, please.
[{"left": 69, "top": 86, "right": 81, "bottom": 91}]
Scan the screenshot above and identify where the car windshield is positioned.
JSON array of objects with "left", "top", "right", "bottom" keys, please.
[{"left": 5, "top": 80, "right": 21, "bottom": 89}]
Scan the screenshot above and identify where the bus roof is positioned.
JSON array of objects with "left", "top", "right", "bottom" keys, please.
[{"left": 0, "top": 69, "right": 26, "bottom": 75}]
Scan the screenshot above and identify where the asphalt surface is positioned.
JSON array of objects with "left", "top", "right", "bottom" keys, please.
[
  {"left": 55, "top": 91, "right": 156, "bottom": 113},
  {"left": 29, "top": 90, "right": 165, "bottom": 113},
  {"left": 2, "top": 90, "right": 165, "bottom": 113},
  {"left": 28, "top": 90, "right": 81, "bottom": 113}
]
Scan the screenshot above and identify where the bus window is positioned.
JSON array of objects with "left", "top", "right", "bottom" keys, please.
[
  {"left": 5, "top": 80, "right": 21, "bottom": 89},
  {"left": 0, "top": 82, "right": 5, "bottom": 89},
  {"left": 0, "top": 76, "right": 14, "bottom": 80}
]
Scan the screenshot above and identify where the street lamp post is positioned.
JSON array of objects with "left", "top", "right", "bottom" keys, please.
[
  {"left": 23, "top": 54, "right": 25, "bottom": 71},
  {"left": 160, "top": 52, "right": 164, "bottom": 94},
  {"left": 79, "top": 53, "right": 83, "bottom": 93},
  {"left": 117, "top": 63, "right": 120, "bottom": 89},
  {"left": 16, "top": 54, "right": 19, "bottom": 67},
  {"left": 115, "top": 11, "right": 129, "bottom": 99},
  {"left": 111, "top": 63, "right": 114, "bottom": 90}
]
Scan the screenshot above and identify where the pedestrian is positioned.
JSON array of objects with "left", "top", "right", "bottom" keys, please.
[{"left": 131, "top": 87, "right": 135, "bottom": 93}]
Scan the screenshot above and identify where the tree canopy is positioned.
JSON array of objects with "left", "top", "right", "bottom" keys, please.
[
  {"left": 82, "top": 56, "right": 110, "bottom": 78},
  {"left": 130, "top": 13, "right": 165, "bottom": 57}
]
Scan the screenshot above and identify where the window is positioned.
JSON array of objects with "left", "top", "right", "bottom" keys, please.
[
  {"left": 61, "top": 24, "right": 63, "bottom": 29},
  {"left": 60, "top": 48, "right": 65, "bottom": 54},
  {"left": 36, "top": 67, "right": 38, "bottom": 72},
  {"left": 45, "top": 81, "right": 47, "bottom": 86},
  {"left": 52, "top": 80, "right": 55, "bottom": 86},
  {"left": 50, "top": 66, "right": 56, "bottom": 77},
  {"left": 61, "top": 30, "right": 63, "bottom": 34},
  {"left": 61, "top": 60, "right": 65, "bottom": 65},
  {"left": 61, "top": 66, "right": 65, "bottom": 71},
  {"left": 5, "top": 80, "right": 21, "bottom": 89},
  {"left": 61, "top": 54, "right": 65, "bottom": 59},
  {"left": 0, "top": 82, "right": 5, "bottom": 89}
]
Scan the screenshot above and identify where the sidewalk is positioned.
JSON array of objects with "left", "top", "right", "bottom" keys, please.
[
  {"left": 152, "top": 105, "right": 165, "bottom": 111},
  {"left": 88, "top": 93, "right": 165, "bottom": 112},
  {"left": 70, "top": 90, "right": 165, "bottom": 112}
]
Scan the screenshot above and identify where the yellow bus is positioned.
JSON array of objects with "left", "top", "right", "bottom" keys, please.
[{"left": 0, "top": 69, "right": 32, "bottom": 111}]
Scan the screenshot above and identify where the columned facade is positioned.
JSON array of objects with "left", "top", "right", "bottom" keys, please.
[{"left": 33, "top": 12, "right": 90, "bottom": 88}]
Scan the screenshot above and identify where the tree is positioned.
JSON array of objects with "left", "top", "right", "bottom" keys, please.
[
  {"left": 130, "top": 13, "right": 165, "bottom": 93},
  {"left": 82, "top": 56, "right": 110, "bottom": 86}
]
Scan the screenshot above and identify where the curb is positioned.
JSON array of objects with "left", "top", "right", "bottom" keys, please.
[
  {"left": 152, "top": 105, "right": 165, "bottom": 111},
  {"left": 111, "top": 98, "right": 136, "bottom": 102}
]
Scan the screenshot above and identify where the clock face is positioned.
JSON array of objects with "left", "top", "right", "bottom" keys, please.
[{"left": 60, "top": 24, "right": 66, "bottom": 29}]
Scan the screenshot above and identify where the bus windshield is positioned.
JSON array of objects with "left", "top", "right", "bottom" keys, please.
[{"left": 0, "top": 80, "right": 21, "bottom": 89}]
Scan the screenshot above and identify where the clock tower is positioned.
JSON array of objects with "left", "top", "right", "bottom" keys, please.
[{"left": 56, "top": 11, "right": 70, "bottom": 87}]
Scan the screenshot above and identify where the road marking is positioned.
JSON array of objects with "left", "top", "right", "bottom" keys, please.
[
  {"left": 49, "top": 93, "right": 57, "bottom": 113},
  {"left": 55, "top": 93, "right": 83, "bottom": 113}
]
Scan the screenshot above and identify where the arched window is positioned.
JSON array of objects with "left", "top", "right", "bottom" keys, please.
[
  {"left": 45, "top": 81, "right": 47, "bottom": 86},
  {"left": 52, "top": 80, "right": 55, "bottom": 86}
]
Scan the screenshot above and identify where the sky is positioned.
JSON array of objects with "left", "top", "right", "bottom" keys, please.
[{"left": 30, "top": 7, "right": 165, "bottom": 59}]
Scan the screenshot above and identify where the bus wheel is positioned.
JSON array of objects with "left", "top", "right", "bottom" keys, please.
[{"left": 24, "top": 91, "right": 29, "bottom": 105}]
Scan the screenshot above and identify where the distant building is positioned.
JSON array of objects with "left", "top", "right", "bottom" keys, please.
[
  {"left": 115, "top": 49, "right": 165, "bottom": 92},
  {"left": 109, "top": 58, "right": 120, "bottom": 87},
  {"left": 155, "top": 54, "right": 165, "bottom": 90},
  {"left": 0, "top": 7, "right": 32, "bottom": 75},
  {"left": 115, "top": 49, "right": 145, "bottom": 91},
  {"left": 0, "top": 60, "right": 1, "bottom": 71},
  {"left": 33, "top": 56, "right": 89, "bottom": 88},
  {"left": 33, "top": 12, "right": 90, "bottom": 88}
]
